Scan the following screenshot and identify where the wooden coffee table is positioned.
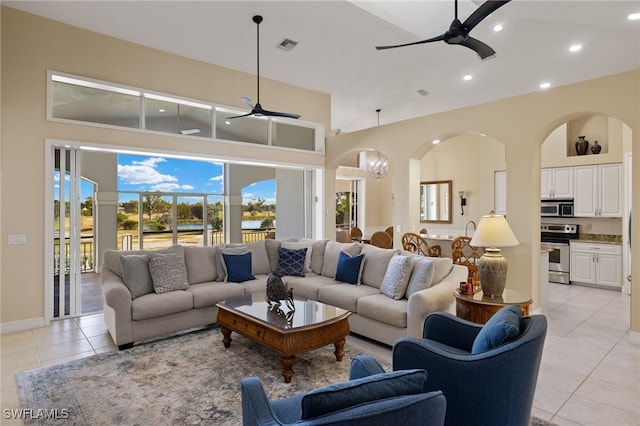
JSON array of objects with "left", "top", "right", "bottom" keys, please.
[{"left": 216, "top": 293, "right": 351, "bottom": 383}]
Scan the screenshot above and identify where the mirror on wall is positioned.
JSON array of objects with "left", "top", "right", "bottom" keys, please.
[{"left": 420, "top": 180, "right": 452, "bottom": 224}]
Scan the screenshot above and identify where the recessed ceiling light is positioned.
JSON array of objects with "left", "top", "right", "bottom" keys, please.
[
  {"left": 463, "top": 75, "right": 473, "bottom": 81},
  {"left": 493, "top": 24, "right": 503, "bottom": 32},
  {"left": 432, "top": 139, "right": 440, "bottom": 145},
  {"left": 277, "top": 38, "right": 298, "bottom": 51},
  {"left": 159, "top": 109, "right": 166, "bottom": 113},
  {"left": 628, "top": 13, "right": 640, "bottom": 20},
  {"left": 540, "top": 82, "right": 551, "bottom": 89},
  {"left": 417, "top": 89, "right": 429, "bottom": 97},
  {"left": 569, "top": 44, "right": 582, "bottom": 52}
]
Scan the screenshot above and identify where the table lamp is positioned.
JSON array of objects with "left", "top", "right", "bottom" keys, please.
[{"left": 469, "top": 212, "right": 519, "bottom": 297}]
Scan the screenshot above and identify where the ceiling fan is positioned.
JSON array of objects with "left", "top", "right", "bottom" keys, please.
[
  {"left": 227, "top": 15, "right": 301, "bottom": 120},
  {"left": 376, "top": 0, "right": 511, "bottom": 60}
]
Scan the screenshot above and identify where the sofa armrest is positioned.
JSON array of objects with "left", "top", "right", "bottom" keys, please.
[
  {"left": 349, "top": 355, "right": 386, "bottom": 380},
  {"left": 101, "top": 265, "right": 134, "bottom": 347},
  {"left": 406, "top": 264, "right": 467, "bottom": 338}
]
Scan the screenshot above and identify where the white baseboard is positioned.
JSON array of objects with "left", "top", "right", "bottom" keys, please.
[
  {"left": 630, "top": 330, "right": 640, "bottom": 346},
  {"left": 0, "top": 317, "right": 47, "bottom": 334}
]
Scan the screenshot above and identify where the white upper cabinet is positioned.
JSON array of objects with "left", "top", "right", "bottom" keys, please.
[
  {"left": 494, "top": 171, "right": 507, "bottom": 216},
  {"left": 541, "top": 167, "right": 573, "bottom": 198},
  {"left": 573, "top": 163, "right": 622, "bottom": 217}
]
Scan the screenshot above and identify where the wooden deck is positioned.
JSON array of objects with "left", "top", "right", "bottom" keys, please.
[{"left": 53, "top": 272, "right": 102, "bottom": 318}]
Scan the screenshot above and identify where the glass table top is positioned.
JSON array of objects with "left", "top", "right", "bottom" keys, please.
[{"left": 218, "top": 292, "right": 350, "bottom": 329}]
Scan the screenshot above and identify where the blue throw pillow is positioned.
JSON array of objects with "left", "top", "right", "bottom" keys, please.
[
  {"left": 301, "top": 369, "right": 428, "bottom": 420},
  {"left": 276, "top": 247, "right": 307, "bottom": 277},
  {"left": 221, "top": 252, "right": 256, "bottom": 283},
  {"left": 335, "top": 251, "right": 364, "bottom": 285},
  {"left": 471, "top": 304, "right": 522, "bottom": 354}
]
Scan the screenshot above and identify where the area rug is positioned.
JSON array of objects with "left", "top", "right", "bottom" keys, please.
[{"left": 17, "top": 326, "right": 556, "bottom": 425}]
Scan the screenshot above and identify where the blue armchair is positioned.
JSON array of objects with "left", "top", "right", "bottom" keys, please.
[
  {"left": 392, "top": 306, "right": 547, "bottom": 426},
  {"left": 241, "top": 356, "right": 446, "bottom": 426}
]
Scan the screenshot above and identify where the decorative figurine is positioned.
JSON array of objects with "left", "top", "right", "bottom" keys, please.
[{"left": 266, "top": 272, "right": 294, "bottom": 310}]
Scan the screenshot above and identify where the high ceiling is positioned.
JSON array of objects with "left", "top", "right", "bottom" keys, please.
[{"left": 5, "top": 1, "right": 640, "bottom": 134}]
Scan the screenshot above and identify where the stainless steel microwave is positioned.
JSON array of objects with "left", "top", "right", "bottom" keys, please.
[{"left": 541, "top": 199, "right": 574, "bottom": 217}]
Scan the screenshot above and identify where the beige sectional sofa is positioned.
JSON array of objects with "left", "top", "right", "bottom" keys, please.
[{"left": 101, "top": 239, "right": 467, "bottom": 349}]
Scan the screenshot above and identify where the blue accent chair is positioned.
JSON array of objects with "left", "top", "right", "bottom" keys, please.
[
  {"left": 241, "top": 356, "right": 446, "bottom": 426},
  {"left": 392, "top": 307, "right": 547, "bottom": 426}
]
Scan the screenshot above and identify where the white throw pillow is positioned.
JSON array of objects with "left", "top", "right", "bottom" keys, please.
[
  {"left": 405, "top": 256, "right": 436, "bottom": 298},
  {"left": 380, "top": 254, "right": 414, "bottom": 300}
]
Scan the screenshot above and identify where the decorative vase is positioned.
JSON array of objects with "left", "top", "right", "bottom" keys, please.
[
  {"left": 591, "top": 140, "right": 601, "bottom": 154},
  {"left": 575, "top": 136, "right": 589, "bottom": 155}
]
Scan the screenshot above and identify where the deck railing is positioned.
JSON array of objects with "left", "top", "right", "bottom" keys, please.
[{"left": 55, "top": 228, "right": 276, "bottom": 274}]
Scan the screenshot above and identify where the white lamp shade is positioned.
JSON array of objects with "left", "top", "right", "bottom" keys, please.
[{"left": 469, "top": 213, "right": 519, "bottom": 248}]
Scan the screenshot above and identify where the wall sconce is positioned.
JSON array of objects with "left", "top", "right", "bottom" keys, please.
[{"left": 458, "top": 191, "right": 466, "bottom": 215}]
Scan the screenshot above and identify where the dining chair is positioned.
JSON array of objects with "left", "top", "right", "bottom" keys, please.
[
  {"left": 350, "top": 226, "right": 363, "bottom": 241},
  {"left": 384, "top": 226, "right": 394, "bottom": 239},
  {"left": 401, "top": 232, "right": 441, "bottom": 257},
  {"left": 369, "top": 230, "right": 393, "bottom": 249},
  {"left": 451, "top": 236, "right": 482, "bottom": 289}
]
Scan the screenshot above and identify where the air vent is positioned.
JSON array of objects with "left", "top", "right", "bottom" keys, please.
[
  {"left": 417, "top": 89, "right": 429, "bottom": 97},
  {"left": 277, "top": 38, "right": 298, "bottom": 52}
]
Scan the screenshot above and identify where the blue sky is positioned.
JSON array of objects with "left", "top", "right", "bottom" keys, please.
[{"left": 116, "top": 154, "right": 275, "bottom": 204}]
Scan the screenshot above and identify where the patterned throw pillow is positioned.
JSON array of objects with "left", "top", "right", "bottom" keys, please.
[
  {"left": 148, "top": 252, "right": 189, "bottom": 294},
  {"left": 276, "top": 247, "right": 308, "bottom": 277},
  {"left": 380, "top": 255, "right": 414, "bottom": 300},
  {"left": 335, "top": 251, "right": 365, "bottom": 285}
]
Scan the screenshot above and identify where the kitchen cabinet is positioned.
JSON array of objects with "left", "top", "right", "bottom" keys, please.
[
  {"left": 494, "top": 170, "right": 507, "bottom": 216},
  {"left": 573, "top": 163, "right": 622, "bottom": 217},
  {"left": 541, "top": 167, "right": 573, "bottom": 198},
  {"left": 570, "top": 241, "right": 621, "bottom": 288}
]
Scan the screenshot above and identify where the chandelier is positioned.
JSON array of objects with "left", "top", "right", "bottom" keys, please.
[
  {"left": 367, "top": 151, "right": 390, "bottom": 179},
  {"left": 367, "top": 109, "right": 390, "bottom": 179}
]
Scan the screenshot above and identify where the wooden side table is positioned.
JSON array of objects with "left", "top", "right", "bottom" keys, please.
[{"left": 454, "top": 289, "right": 532, "bottom": 324}]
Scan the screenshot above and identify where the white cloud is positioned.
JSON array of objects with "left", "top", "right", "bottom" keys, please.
[
  {"left": 118, "top": 157, "right": 178, "bottom": 185},
  {"left": 180, "top": 185, "right": 194, "bottom": 190},
  {"left": 150, "top": 183, "right": 181, "bottom": 192},
  {"left": 209, "top": 175, "right": 224, "bottom": 182}
]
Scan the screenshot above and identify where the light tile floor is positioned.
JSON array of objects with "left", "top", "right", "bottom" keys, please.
[{"left": 1, "top": 284, "right": 638, "bottom": 425}]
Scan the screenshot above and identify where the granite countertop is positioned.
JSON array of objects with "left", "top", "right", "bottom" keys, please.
[{"left": 575, "top": 234, "right": 622, "bottom": 244}]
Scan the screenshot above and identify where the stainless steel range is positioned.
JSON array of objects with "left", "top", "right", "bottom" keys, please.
[{"left": 541, "top": 223, "right": 579, "bottom": 284}]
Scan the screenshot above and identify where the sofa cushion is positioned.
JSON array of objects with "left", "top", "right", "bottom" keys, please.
[
  {"left": 148, "top": 252, "right": 190, "bottom": 294},
  {"left": 120, "top": 254, "right": 153, "bottom": 299},
  {"left": 357, "top": 294, "right": 408, "bottom": 328},
  {"left": 265, "top": 239, "right": 282, "bottom": 272},
  {"left": 318, "top": 283, "right": 379, "bottom": 312},
  {"left": 131, "top": 290, "right": 194, "bottom": 321},
  {"left": 335, "top": 252, "right": 364, "bottom": 285},
  {"left": 276, "top": 247, "right": 307, "bottom": 277},
  {"left": 321, "top": 241, "right": 361, "bottom": 279},
  {"left": 405, "top": 256, "right": 436, "bottom": 297},
  {"left": 186, "top": 282, "right": 246, "bottom": 308},
  {"left": 103, "top": 245, "right": 184, "bottom": 279},
  {"left": 286, "top": 274, "right": 337, "bottom": 300},
  {"left": 380, "top": 255, "right": 414, "bottom": 300},
  {"left": 305, "top": 239, "right": 329, "bottom": 275},
  {"left": 472, "top": 304, "right": 523, "bottom": 354},
  {"left": 183, "top": 245, "right": 219, "bottom": 285},
  {"left": 221, "top": 252, "right": 256, "bottom": 283},
  {"left": 360, "top": 245, "right": 400, "bottom": 289},
  {"left": 280, "top": 241, "right": 314, "bottom": 273},
  {"left": 301, "top": 369, "right": 428, "bottom": 420},
  {"left": 227, "top": 241, "right": 271, "bottom": 275}
]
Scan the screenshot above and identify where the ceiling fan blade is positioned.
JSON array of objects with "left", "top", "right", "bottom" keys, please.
[
  {"left": 462, "top": 0, "right": 511, "bottom": 31},
  {"left": 376, "top": 34, "right": 445, "bottom": 50},
  {"left": 242, "top": 97, "right": 254, "bottom": 108},
  {"left": 226, "top": 111, "right": 254, "bottom": 119},
  {"left": 459, "top": 36, "right": 496, "bottom": 59},
  {"left": 254, "top": 103, "right": 301, "bottom": 119}
]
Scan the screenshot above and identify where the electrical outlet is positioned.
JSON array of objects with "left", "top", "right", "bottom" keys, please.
[
  {"left": 396, "top": 225, "right": 401, "bottom": 233},
  {"left": 8, "top": 234, "right": 26, "bottom": 245}
]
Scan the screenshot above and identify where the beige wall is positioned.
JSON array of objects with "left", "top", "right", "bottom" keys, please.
[
  {"left": 420, "top": 135, "right": 506, "bottom": 232},
  {"left": 0, "top": 7, "right": 330, "bottom": 327},
  {"left": 327, "top": 70, "right": 640, "bottom": 336}
]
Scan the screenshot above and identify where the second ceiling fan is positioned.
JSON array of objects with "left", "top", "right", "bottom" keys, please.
[
  {"left": 376, "top": 0, "right": 511, "bottom": 60},
  {"left": 227, "top": 15, "right": 301, "bottom": 120}
]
